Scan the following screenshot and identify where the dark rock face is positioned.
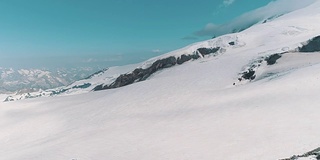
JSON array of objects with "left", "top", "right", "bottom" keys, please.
[
  {"left": 93, "top": 84, "right": 104, "bottom": 91},
  {"left": 265, "top": 53, "right": 282, "bottom": 65},
  {"left": 177, "top": 54, "right": 192, "bottom": 64},
  {"left": 94, "top": 56, "right": 177, "bottom": 90},
  {"left": 72, "top": 83, "right": 91, "bottom": 89},
  {"left": 299, "top": 35, "right": 320, "bottom": 52},
  {"left": 152, "top": 56, "right": 177, "bottom": 69},
  {"left": 50, "top": 89, "right": 68, "bottom": 95},
  {"left": 110, "top": 73, "right": 137, "bottom": 88},
  {"left": 197, "top": 47, "right": 220, "bottom": 56},
  {"left": 237, "top": 52, "right": 285, "bottom": 83},
  {"left": 237, "top": 59, "right": 261, "bottom": 83},
  {"left": 280, "top": 147, "right": 320, "bottom": 160},
  {"left": 228, "top": 42, "right": 235, "bottom": 45},
  {"left": 242, "top": 69, "right": 256, "bottom": 80},
  {"left": 50, "top": 83, "right": 92, "bottom": 95},
  {"left": 93, "top": 47, "right": 220, "bottom": 91}
]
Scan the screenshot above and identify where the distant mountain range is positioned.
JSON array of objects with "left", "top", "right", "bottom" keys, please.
[{"left": 0, "top": 67, "right": 101, "bottom": 94}]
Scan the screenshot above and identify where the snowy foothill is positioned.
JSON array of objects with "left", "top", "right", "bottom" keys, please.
[{"left": 2, "top": 1, "right": 320, "bottom": 160}]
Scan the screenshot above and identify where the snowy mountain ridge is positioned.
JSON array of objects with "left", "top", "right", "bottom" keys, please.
[
  {"left": 4, "top": 3, "right": 320, "bottom": 102},
  {"left": 2, "top": 2, "right": 320, "bottom": 160}
]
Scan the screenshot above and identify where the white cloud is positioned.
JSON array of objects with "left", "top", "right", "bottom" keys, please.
[
  {"left": 223, "top": 0, "right": 235, "bottom": 6},
  {"left": 152, "top": 49, "right": 161, "bottom": 53},
  {"left": 195, "top": 0, "right": 317, "bottom": 37}
]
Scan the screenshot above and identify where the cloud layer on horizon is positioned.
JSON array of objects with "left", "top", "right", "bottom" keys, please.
[
  {"left": 223, "top": 0, "right": 235, "bottom": 6},
  {"left": 195, "top": 0, "right": 317, "bottom": 37}
]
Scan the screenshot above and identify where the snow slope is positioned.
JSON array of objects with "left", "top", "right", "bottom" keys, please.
[{"left": 1, "top": 1, "right": 320, "bottom": 160}]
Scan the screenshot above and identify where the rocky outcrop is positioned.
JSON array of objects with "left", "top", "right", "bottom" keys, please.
[
  {"left": 49, "top": 83, "right": 92, "bottom": 96},
  {"left": 99, "top": 56, "right": 177, "bottom": 90},
  {"left": 72, "top": 83, "right": 91, "bottom": 89},
  {"left": 280, "top": 147, "right": 320, "bottom": 160},
  {"left": 241, "top": 69, "right": 256, "bottom": 80},
  {"left": 177, "top": 54, "right": 196, "bottom": 64},
  {"left": 94, "top": 47, "right": 220, "bottom": 91},
  {"left": 238, "top": 53, "right": 284, "bottom": 82},
  {"left": 299, "top": 35, "right": 320, "bottom": 52},
  {"left": 237, "top": 59, "right": 263, "bottom": 82},
  {"left": 228, "top": 42, "right": 235, "bottom": 45},
  {"left": 265, "top": 53, "right": 282, "bottom": 65},
  {"left": 197, "top": 47, "right": 220, "bottom": 56}
]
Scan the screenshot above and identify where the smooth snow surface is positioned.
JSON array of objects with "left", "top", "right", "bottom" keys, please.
[{"left": 2, "top": 1, "right": 320, "bottom": 160}]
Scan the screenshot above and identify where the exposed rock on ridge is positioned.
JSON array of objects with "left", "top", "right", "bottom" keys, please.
[
  {"left": 238, "top": 53, "right": 284, "bottom": 82},
  {"left": 94, "top": 47, "right": 220, "bottom": 91},
  {"left": 280, "top": 147, "right": 320, "bottom": 160},
  {"left": 265, "top": 53, "right": 282, "bottom": 65},
  {"left": 299, "top": 35, "right": 320, "bottom": 52}
]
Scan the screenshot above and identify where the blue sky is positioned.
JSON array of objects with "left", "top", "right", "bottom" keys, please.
[{"left": 0, "top": 0, "right": 297, "bottom": 68}]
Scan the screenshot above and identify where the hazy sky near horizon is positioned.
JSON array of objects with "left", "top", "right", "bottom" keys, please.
[{"left": 0, "top": 0, "right": 298, "bottom": 68}]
